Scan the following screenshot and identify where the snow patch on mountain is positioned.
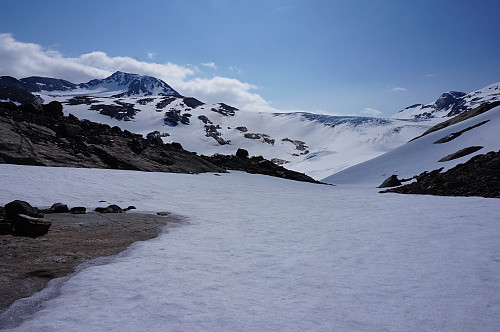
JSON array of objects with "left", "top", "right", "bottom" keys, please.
[
  {"left": 392, "top": 82, "right": 500, "bottom": 120},
  {"left": 324, "top": 106, "right": 500, "bottom": 185}
]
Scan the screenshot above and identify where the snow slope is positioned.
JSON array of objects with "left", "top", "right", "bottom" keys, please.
[
  {"left": 0, "top": 166, "right": 499, "bottom": 331},
  {"left": 392, "top": 82, "right": 500, "bottom": 120},
  {"left": 323, "top": 106, "right": 500, "bottom": 185},
  {"left": 38, "top": 91, "right": 432, "bottom": 180}
]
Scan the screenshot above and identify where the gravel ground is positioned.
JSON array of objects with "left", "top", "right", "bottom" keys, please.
[{"left": 0, "top": 212, "right": 180, "bottom": 314}]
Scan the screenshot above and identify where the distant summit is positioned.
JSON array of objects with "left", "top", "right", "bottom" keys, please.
[
  {"left": 393, "top": 83, "right": 500, "bottom": 120},
  {"left": 1, "top": 72, "right": 181, "bottom": 99},
  {"left": 79, "top": 71, "right": 182, "bottom": 98}
]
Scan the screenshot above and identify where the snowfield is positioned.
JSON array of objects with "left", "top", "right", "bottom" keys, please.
[
  {"left": 1, "top": 165, "right": 499, "bottom": 331},
  {"left": 324, "top": 106, "right": 500, "bottom": 185}
]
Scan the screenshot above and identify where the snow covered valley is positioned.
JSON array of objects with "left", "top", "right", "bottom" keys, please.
[{"left": 1, "top": 165, "right": 499, "bottom": 331}]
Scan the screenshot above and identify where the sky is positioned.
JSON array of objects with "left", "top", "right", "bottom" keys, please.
[{"left": 1, "top": 0, "right": 499, "bottom": 117}]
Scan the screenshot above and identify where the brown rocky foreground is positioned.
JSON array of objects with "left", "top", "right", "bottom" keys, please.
[{"left": 0, "top": 212, "right": 180, "bottom": 314}]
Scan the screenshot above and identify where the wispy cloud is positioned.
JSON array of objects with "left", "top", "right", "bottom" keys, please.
[
  {"left": 392, "top": 87, "right": 407, "bottom": 92},
  {"left": 0, "top": 33, "right": 284, "bottom": 113},
  {"left": 229, "top": 66, "right": 242, "bottom": 74},
  {"left": 424, "top": 73, "right": 434, "bottom": 78},
  {"left": 201, "top": 62, "right": 217, "bottom": 69},
  {"left": 362, "top": 108, "right": 382, "bottom": 117},
  {"left": 147, "top": 52, "right": 156, "bottom": 60}
]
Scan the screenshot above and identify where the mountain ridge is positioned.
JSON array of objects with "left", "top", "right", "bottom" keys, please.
[{"left": 1, "top": 72, "right": 499, "bottom": 180}]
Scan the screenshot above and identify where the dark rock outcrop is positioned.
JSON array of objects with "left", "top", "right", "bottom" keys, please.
[
  {"left": 438, "top": 146, "right": 483, "bottom": 162},
  {"left": 202, "top": 152, "right": 320, "bottom": 184},
  {"left": 378, "top": 175, "right": 402, "bottom": 188},
  {"left": 381, "top": 150, "right": 500, "bottom": 198},
  {"left": 236, "top": 148, "right": 249, "bottom": 158},
  {"left": 0, "top": 102, "right": 224, "bottom": 174}
]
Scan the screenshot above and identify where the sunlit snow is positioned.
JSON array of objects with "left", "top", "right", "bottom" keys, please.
[{"left": 0, "top": 166, "right": 499, "bottom": 331}]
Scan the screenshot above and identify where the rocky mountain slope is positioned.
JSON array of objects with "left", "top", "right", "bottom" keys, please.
[
  {"left": 392, "top": 82, "right": 500, "bottom": 120},
  {"left": 1, "top": 72, "right": 436, "bottom": 180},
  {"left": 0, "top": 100, "right": 319, "bottom": 183},
  {"left": 380, "top": 150, "right": 500, "bottom": 198},
  {"left": 2, "top": 72, "right": 499, "bottom": 181},
  {"left": 324, "top": 103, "right": 500, "bottom": 197}
]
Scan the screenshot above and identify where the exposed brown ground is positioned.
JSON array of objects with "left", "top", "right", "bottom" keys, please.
[{"left": 0, "top": 212, "right": 181, "bottom": 314}]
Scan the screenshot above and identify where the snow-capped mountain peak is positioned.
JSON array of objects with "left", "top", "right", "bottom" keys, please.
[
  {"left": 392, "top": 82, "right": 500, "bottom": 120},
  {"left": 78, "top": 71, "right": 181, "bottom": 98}
]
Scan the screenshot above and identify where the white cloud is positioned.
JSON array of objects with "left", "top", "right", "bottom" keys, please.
[
  {"left": 362, "top": 108, "right": 382, "bottom": 117},
  {"left": 0, "top": 33, "right": 109, "bottom": 82},
  {"left": 147, "top": 52, "right": 156, "bottom": 60},
  {"left": 201, "top": 62, "right": 217, "bottom": 69},
  {"left": 392, "top": 87, "right": 407, "bottom": 92},
  {"left": 0, "top": 34, "right": 315, "bottom": 114},
  {"left": 424, "top": 73, "right": 435, "bottom": 78}
]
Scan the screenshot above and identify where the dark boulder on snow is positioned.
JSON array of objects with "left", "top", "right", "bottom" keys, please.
[
  {"left": 4, "top": 200, "right": 43, "bottom": 220},
  {"left": 95, "top": 204, "right": 123, "bottom": 213},
  {"left": 236, "top": 148, "right": 249, "bottom": 159},
  {"left": 11, "top": 214, "right": 52, "bottom": 237},
  {"left": 50, "top": 203, "right": 69, "bottom": 213},
  {"left": 70, "top": 206, "right": 86, "bottom": 214},
  {"left": 378, "top": 175, "right": 402, "bottom": 188}
]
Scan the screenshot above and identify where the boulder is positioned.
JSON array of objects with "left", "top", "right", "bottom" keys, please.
[
  {"left": 236, "top": 148, "right": 249, "bottom": 159},
  {"left": 0, "top": 221, "right": 12, "bottom": 234},
  {"left": 4, "top": 200, "right": 43, "bottom": 220},
  {"left": 42, "top": 101, "right": 64, "bottom": 118},
  {"left": 56, "top": 123, "right": 82, "bottom": 138},
  {"left": 95, "top": 204, "right": 122, "bottom": 213},
  {"left": 50, "top": 202, "right": 69, "bottom": 213},
  {"left": 70, "top": 206, "right": 86, "bottom": 214},
  {"left": 378, "top": 175, "right": 402, "bottom": 188},
  {"left": 11, "top": 214, "right": 51, "bottom": 237}
]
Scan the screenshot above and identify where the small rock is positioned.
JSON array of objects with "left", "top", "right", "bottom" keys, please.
[
  {"left": 70, "top": 207, "right": 86, "bottom": 214},
  {"left": 157, "top": 212, "right": 170, "bottom": 216},
  {"left": 94, "top": 206, "right": 114, "bottom": 213},
  {"left": 95, "top": 204, "right": 122, "bottom": 213},
  {"left": 125, "top": 206, "right": 136, "bottom": 211},
  {"left": 378, "top": 175, "right": 402, "bottom": 188},
  {"left": 50, "top": 203, "right": 69, "bottom": 213}
]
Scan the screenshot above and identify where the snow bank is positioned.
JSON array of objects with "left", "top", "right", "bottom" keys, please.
[{"left": 0, "top": 166, "right": 499, "bottom": 331}]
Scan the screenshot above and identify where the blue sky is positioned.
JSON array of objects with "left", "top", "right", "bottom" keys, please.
[{"left": 1, "top": 0, "right": 499, "bottom": 117}]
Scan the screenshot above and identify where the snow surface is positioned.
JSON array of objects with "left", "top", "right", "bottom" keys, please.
[
  {"left": 324, "top": 106, "right": 500, "bottom": 185},
  {"left": 1, "top": 165, "right": 499, "bottom": 331}
]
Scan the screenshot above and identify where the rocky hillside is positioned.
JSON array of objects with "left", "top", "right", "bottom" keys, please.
[
  {"left": 0, "top": 101, "right": 319, "bottom": 183},
  {"left": 0, "top": 101, "right": 222, "bottom": 173},
  {"left": 381, "top": 150, "right": 500, "bottom": 198},
  {"left": 392, "top": 82, "right": 500, "bottom": 120}
]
